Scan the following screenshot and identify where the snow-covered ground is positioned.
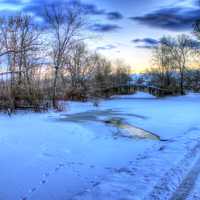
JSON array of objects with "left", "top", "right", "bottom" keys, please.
[{"left": 1, "top": 92, "right": 200, "bottom": 200}]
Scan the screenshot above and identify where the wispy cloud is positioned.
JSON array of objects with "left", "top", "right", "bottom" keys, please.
[{"left": 89, "top": 23, "right": 122, "bottom": 32}]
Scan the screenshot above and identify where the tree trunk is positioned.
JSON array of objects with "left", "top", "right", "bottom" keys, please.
[
  {"left": 180, "top": 70, "right": 184, "bottom": 95},
  {"left": 52, "top": 67, "right": 58, "bottom": 108}
]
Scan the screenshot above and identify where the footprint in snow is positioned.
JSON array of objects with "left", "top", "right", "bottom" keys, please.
[
  {"left": 44, "top": 172, "right": 50, "bottom": 177},
  {"left": 21, "top": 161, "right": 95, "bottom": 200},
  {"left": 91, "top": 181, "right": 100, "bottom": 187},
  {"left": 30, "top": 187, "right": 37, "bottom": 193},
  {"left": 41, "top": 180, "right": 46, "bottom": 184},
  {"left": 55, "top": 167, "right": 60, "bottom": 172}
]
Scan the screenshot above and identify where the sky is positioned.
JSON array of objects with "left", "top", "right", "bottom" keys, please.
[{"left": 0, "top": 0, "right": 199, "bottom": 72}]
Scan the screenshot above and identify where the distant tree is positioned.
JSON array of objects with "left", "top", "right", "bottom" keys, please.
[
  {"left": 114, "top": 60, "right": 131, "bottom": 87},
  {"left": 185, "top": 69, "right": 200, "bottom": 92},
  {"left": 150, "top": 35, "right": 195, "bottom": 94},
  {"left": 93, "top": 57, "right": 113, "bottom": 97},
  {"left": 151, "top": 36, "right": 176, "bottom": 90},
  {"left": 172, "top": 35, "right": 195, "bottom": 95},
  {"left": 63, "top": 41, "right": 98, "bottom": 100}
]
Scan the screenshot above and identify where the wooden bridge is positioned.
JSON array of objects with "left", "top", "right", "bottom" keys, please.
[{"left": 104, "top": 84, "right": 174, "bottom": 97}]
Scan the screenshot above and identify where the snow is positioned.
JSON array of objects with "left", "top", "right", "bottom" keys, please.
[
  {"left": 112, "top": 91, "right": 156, "bottom": 99},
  {"left": 0, "top": 92, "right": 200, "bottom": 200}
]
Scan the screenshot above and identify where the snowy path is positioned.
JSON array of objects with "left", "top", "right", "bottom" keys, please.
[
  {"left": 170, "top": 154, "right": 200, "bottom": 200},
  {"left": 144, "top": 139, "right": 200, "bottom": 200},
  {"left": 186, "top": 173, "right": 200, "bottom": 199}
]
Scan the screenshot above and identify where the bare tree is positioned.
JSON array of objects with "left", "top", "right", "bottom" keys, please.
[
  {"left": 44, "top": 3, "right": 84, "bottom": 108},
  {"left": 194, "top": 0, "right": 200, "bottom": 39},
  {"left": 0, "top": 15, "right": 42, "bottom": 110}
]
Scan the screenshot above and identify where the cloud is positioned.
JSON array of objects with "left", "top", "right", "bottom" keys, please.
[
  {"left": 130, "top": 6, "right": 200, "bottom": 31},
  {"left": 132, "top": 36, "right": 200, "bottom": 49},
  {"left": 106, "top": 12, "right": 123, "bottom": 20},
  {"left": 0, "top": 0, "right": 22, "bottom": 3},
  {"left": 132, "top": 37, "right": 159, "bottom": 49},
  {"left": 89, "top": 23, "right": 122, "bottom": 32},
  {"left": 0, "top": 0, "right": 123, "bottom": 24},
  {"left": 135, "top": 45, "right": 157, "bottom": 49},
  {"left": 187, "top": 38, "right": 200, "bottom": 49},
  {"left": 132, "top": 38, "right": 159, "bottom": 45},
  {"left": 70, "top": 0, "right": 106, "bottom": 15},
  {"left": 96, "top": 44, "right": 117, "bottom": 51}
]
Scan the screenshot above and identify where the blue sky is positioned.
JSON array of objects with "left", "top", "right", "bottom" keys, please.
[{"left": 0, "top": 0, "right": 199, "bottom": 71}]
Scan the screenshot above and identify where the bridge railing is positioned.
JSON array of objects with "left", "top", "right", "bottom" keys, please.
[{"left": 103, "top": 84, "right": 175, "bottom": 97}]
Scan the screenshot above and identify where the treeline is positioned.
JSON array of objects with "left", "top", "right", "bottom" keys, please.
[
  {"left": 0, "top": 4, "right": 130, "bottom": 111},
  {"left": 143, "top": 33, "right": 200, "bottom": 95}
]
